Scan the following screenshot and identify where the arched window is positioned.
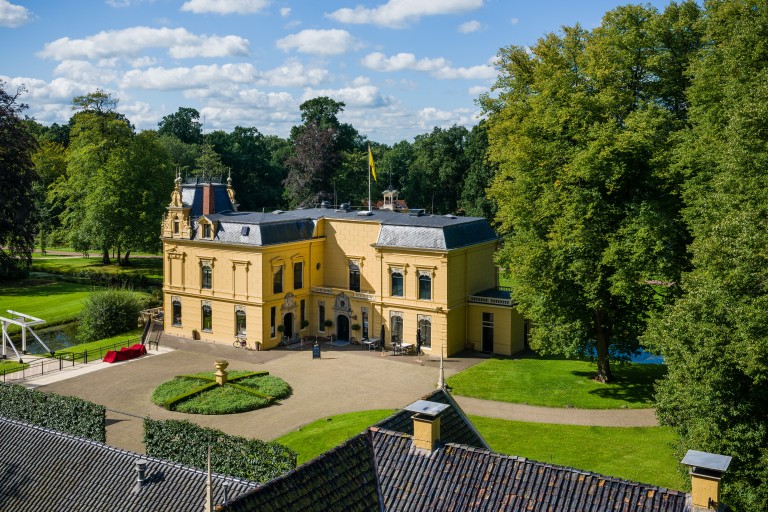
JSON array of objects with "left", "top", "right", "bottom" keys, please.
[
  {"left": 235, "top": 308, "right": 246, "bottom": 336},
  {"left": 293, "top": 261, "right": 304, "bottom": 290},
  {"left": 201, "top": 264, "right": 212, "bottom": 289},
  {"left": 202, "top": 304, "right": 213, "bottom": 332},
  {"left": 172, "top": 299, "right": 182, "bottom": 326},
  {"left": 418, "top": 317, "right": 432, "bottom": 348},
  {"left": 391, "top": 270, "right": 403, "bottom": 297},
  {"left": 418, "top": 273, "right": 431, "bottom": 300}
]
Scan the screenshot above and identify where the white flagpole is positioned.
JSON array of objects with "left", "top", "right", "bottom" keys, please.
[{"left": 368, "top": 143, "right": 372, "bottom": 212}]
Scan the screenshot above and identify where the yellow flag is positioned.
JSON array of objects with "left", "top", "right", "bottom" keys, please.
[{"left": 368, "top": 144, "right": 377, "bottom": 182}]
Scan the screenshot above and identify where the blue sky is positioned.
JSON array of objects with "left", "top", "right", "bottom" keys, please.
[{"left": 1, "top": 0, "right": 671, "bottom": 144}]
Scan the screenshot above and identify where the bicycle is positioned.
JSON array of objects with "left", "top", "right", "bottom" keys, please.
[{"left": 233, "top": 338, "right": 248, "bottom": 349}]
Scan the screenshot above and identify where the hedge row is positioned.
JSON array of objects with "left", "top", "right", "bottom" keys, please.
[
  {"left": 0, "top": 383, "right": 106, "bottom": 442},
  {"left": 144, "top": 418, "right": 296, "bottom": 482},
  {"left": 30, "top": 265, "right": 161, "bottom": 287}
]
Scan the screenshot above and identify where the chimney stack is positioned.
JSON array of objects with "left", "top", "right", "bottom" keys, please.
[
  {"left": 202, "top": 184, "right": 215, "bottom": 215},
  {"left": 404, "top": 400, "right": 450, "bottom": 452},
  {"left": 681, "top": 450, "right": 732, "bottom": 511}
]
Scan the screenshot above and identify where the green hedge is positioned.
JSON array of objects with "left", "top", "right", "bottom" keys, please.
[
  {"left": 0, "top": 383, "right": 106, "bottom": 442},
  {"left": 144, "top": 418, "right": 296, "bottom": 482},
  {"left": 78, "top": 288, "right": 149, "bottom": 342}
]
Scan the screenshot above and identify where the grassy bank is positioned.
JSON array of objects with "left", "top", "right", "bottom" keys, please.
[
  {"left": 447, "top": 355, "right": 666, "bottom": 409},
  {"left": 275, "top": 409, "right": 395, "bottom": 464},
  {"left": 31, "top": 256, "right": 163, "bottom": 283},
  {"left": 0, "top": 279, "right": 94, "bottom": 331},
  {"left": 471, "top": 416, "right": 684, "bottom": 490},
  {"left": 53, "top": 329, "right": 144, "bottom": 361}
]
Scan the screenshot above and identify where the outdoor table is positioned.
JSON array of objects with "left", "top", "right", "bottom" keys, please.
[{"left": 362, "top": 338, "right": 380, "bottom": 351}]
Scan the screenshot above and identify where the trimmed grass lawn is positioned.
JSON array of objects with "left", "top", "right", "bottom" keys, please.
[
  {"left": 275, "top": 410, "right": 395, "bottom": 464},
  {"left": 0, "top": 360, "right": 29, "bottom": 374},
  {"left": 471, "top": 415, "right": 685, "bottom": 490},
  {"left": 447, "top": 355, "right": 666, "bottom": 409},
  {"left": 0, "top": 279, "right": 94, "bottom": 331},
  {"left": 31, "top": 256, "right": 163, "bottom": 282}
]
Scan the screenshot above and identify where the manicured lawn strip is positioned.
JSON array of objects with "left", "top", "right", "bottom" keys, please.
[
  {"left": 152, "top": 371, "right": 292, "bottom": 415},
  {"left": 0, "top": 280, "right": 95, "bottom": 331},
  {"left": 470, "top": 415, "right": 685, "bottom": 490},
  {"left": 0, "top": 360, "right": 29, "bottom": 374},
  {"left": 31, "top": 256, "right": 163, "bottom": 282},
  {"left": 447, "top": 355, "right": 666, "bottom": 409},
  {"left": 275, "top": 409, "right": 396, "bottom": 464},
  {"left": 53, "top": 329, "right": 143, "bottom": 360}
]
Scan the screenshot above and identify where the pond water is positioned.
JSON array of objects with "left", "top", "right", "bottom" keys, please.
[
  {"left": 8, "top": 323, "right": 80, "bottom": 354},
  {"left": 632, "top": 350, "right": 664, "bottom": 365}
]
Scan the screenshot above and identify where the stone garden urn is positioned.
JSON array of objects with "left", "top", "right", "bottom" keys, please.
[{"left": 214, "top": 359, "right": 229, "bottom": 385}]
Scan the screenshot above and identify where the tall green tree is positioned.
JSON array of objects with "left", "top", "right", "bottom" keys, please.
[
  {"left": 0, "top": 82, "right": 39, "bottom": 278},
  {"left": 32, "top": 139, "right": 67, "bottom": 253},
  {"left": 284, "top": 121, "right": 340, "bottom": 208},
  {"left": 646, "top": 2, "right": 768, "bottom": 509},
  {"left": 157, "top": 107, "right": 203, "bottom": 145},
  {"left": 484, "top": 3, "right": 700, "bottom": 382},
  {"left": 459, "top": 121, "right": 496, "bottom": 219}
]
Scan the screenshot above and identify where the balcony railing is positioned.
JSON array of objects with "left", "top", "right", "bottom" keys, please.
[
  {"left": 310, "top": 287, "right": 375, "bottom": 301},
  {"left": 468, "top": 295, "right": 514, "bottom": 307}
]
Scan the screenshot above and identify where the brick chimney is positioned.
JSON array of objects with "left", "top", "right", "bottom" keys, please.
[
  {"left": 202, "top": 184, "right": 215, "bottom": 215},
  {"left": 404, "top": 400, "right": 449, "bottom": 452},
  {"left": 681, "top": 450, "right": 732, "bottom": 511}
]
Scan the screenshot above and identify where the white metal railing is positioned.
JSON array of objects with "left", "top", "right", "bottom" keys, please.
[
  {"left": 468, "top": 295, "right": 514, "bottom": 306},
  {"left": 353, "top": 291, "right": 375, "bottom": 301},
  {"left": 311, "top": 287, "right": 334, "bottom": 295}
]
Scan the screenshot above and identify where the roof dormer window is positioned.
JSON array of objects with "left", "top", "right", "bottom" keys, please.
[{"left": 202, "top": 223, "right": 211, "bottom": 239}]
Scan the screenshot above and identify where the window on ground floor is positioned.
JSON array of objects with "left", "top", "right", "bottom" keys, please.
[
  {"left": 391, "top": 313, "right": 403, "bottom": 344},
  {"left": 202, "top": 303, "right": 212, "bottom": 332},
  {"left": 235, "top": 307, "right": 246, "bottom": 336},
  {"left": 270, "top": 306, "right": 276, "bottom": 338},
  {"left": 319, "top": 303, "right": 326, "bottom": 331},
  {"left": 418, "top": 316, "right": 432, "bottom": 348},
  {"left": 172, "top": 299, "right": 182, "bottom": 327}
]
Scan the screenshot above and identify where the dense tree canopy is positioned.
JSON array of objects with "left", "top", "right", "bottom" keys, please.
[
  {"left": 645, "top": 1, "right": 768, "bottom": 509},
  {"left": 157, "top": 107, "right": 203, "bottom": 145},
  {"left": 484, "top": 3, "right": 700, "bottom": 381},
  {"left": 0, "top": 82, "right": 39, "bottom": 277}
]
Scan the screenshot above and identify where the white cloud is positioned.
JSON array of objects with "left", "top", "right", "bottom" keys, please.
[
  {"left": 0, "top": 0, "right": 31, "bottom": 27},
  {"left": 417, "top": 106, "right": 477, "bottom": 130},
  {"left": 458, "top": 20, "right": 481, "bottom": 34},
  {"left": 302, "top": 82, "right": 391, "bottom": 108},
  {"left": 53, "top": 60, "right": 120, "bottom": 84},
  {"left": 0, "top": 75, "right": 103, "bottom": 125},
  {"left": 468, "top": 85, "right": 489, "bottom": 96},
  {"left": 122, "top": 63, "right": 258, "bottom": 90},
  {"left": 361, "top": 52, "right": 447, "bottom": 72},
  {"left": 130, "top": 56, "right": 159, "bottom": 68},
  {"left": 39, "top": 27, "right": 250, "bottom": 61},
  {"left": 259, "top": 60, "right": 330, "bottom": 87},
  {"left": 510, "top": 17, "right": 519, "bottom": 25},
  {"left": 180, "top": 0, "right": 270, "bottom": 15},
  {"left": 106, "top": 0, "right": 156, "bottom": 7},
  {"left": 327, "top": 0, "right": 483, "bottom": 29},
  {"left": 276, "top": 29, "right": 360, "bottom": 56},
  {"left": 362, "top": 51, "right": 495, "bottom": 80},
  {"left": 280, "top": 7, "right": 290, "bottom": 16}
]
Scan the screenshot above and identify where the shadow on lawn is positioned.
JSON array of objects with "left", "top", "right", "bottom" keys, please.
[{"left": 575, "top": 364, "right": 668, "bottom": 405}]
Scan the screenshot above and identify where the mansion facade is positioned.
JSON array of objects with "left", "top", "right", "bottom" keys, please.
[{"left": 161, "top": 177, "right": 525, "bottom": 356}]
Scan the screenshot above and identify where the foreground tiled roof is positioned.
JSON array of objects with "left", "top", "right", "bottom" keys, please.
[
  {"left": 372, "top": 430, "right": 688, "bottom": 512},
  {"left": 220, "top": 388, "right": 690, "bottom": 512},
  {"left": 0, "top": 416, "right": 257, "bottom": 512}
]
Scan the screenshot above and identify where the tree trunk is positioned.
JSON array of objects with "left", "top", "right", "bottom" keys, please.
[
  {"left": 101, "top": 248, "right": 110, "bottom": 265},
  {"left": 123, "top": 250, "right": 131, "bottom": 266},
  {"left": 594, "top": 309, "right": 614, "bottom": 383},
  {"left": 117, "top": 246, "right": 122, "bottom": 266}
]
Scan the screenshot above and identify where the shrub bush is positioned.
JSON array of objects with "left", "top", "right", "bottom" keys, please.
[
  {"left": 143, "top": 418, "right": 296, "bottom": 482},
  {"left": 78, "top": 288, "right": 148, "bottom": 342},
  {"left": 0, "top": 383, "right": 106, "bottom": 441}
]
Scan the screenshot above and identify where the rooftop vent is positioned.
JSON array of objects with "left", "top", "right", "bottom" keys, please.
[
  {"left": 337, "top": 202, "right": 352, "bottom": 212},
  {"left": 135, "top": 459, "right": 148, "bottom": 485},
  {"left": 320, "top": 200, "right": 332, "bottom": 209},
  {"left": 356, "top": 210, "right": 374, "bottom": 216},
  {"left": 272, "top": 210, "right": 284, "bottom": 215},
  {"left": 240, "top": 226, "right": 250, "bottom": 236},
  {"left": 409, "top": 209, "right": 425, "bottom": 217},
  {"left": 444, "top": 214, "right": 456, "bottom": 219}
]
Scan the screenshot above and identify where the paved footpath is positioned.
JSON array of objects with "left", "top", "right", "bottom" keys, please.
[{"left": 15, "top": 337, "right": 658, "bottom": 453}]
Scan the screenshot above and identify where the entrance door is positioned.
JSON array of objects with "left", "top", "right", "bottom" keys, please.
[
  {"left": 283, "top": 313, "right": 293, "bottom": 340},
  {"left": 336, "top": 315, "right": 350, "bottom": 341},
  {"left": 481, "top": 312, "right": 494, "bottom": 352}
]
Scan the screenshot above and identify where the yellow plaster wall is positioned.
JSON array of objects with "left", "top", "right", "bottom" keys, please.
[
  {"left": 466, "top": 304, "right": 525, "bottom": 355},
  {"left": 321, "top": 218, "right": 380, "bottom": 292}
]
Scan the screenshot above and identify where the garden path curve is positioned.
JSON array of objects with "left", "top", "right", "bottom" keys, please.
[{"left": 454, "top": 396, "right": 659, "bottom": 427}]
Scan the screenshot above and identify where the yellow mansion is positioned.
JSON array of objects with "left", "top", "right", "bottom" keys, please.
[{"left": 161, "top": 177, "right": 525, "bottom": 356}]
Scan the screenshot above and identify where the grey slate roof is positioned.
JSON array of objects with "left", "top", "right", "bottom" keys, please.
[
  {"left": 0, "top": 416, "right": 257, "bottom": 512},
  {"left": 184, "top": 204, "right": 496, "bottom": 251},
  {"left": 181, "top": 183, "right": 235, "bottom": 216},
  {"left": 220, "top": 388, "right": 690, "bottom": 512}
]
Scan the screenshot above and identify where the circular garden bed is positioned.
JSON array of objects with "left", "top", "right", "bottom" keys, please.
[{"left": 151, "top": 370, "right": 292, "bottom": 415}]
